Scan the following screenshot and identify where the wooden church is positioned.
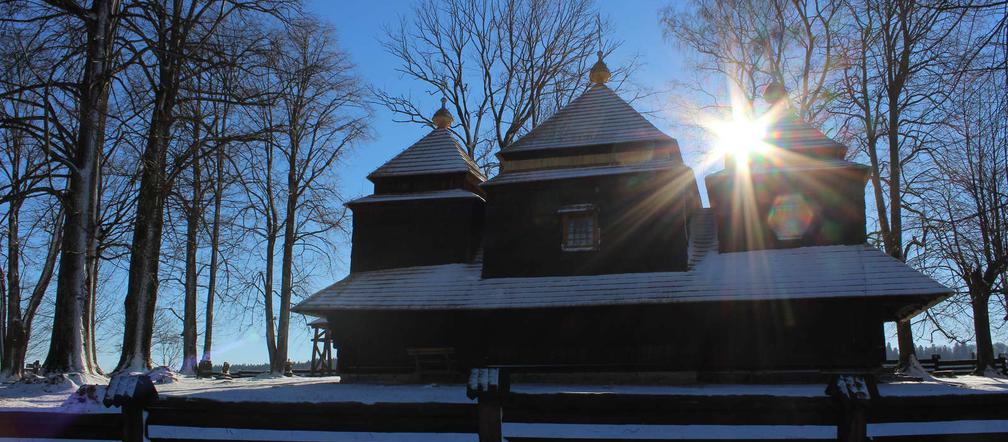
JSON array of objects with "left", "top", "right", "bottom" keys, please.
[{"left": 294, "top": 54, "right": 950, "bottom": 375}]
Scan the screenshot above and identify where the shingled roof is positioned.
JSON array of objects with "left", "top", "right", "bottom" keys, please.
[
  {"left": 764, "top": 112, "right": 847, "bottom": 158},
  {"left": 293, "top": 209, "right": 950, "bottom": 312},
  {"left": 368, "top": 128, "right": 485, "bottom": 181},
  {"left": 501, "top": 84, "right": 674, "bottom": 154},
  {"left": 346, "top": 189, "right": 485, "bottom": 206}
]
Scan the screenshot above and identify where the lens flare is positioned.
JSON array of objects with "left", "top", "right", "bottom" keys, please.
[{"left": 709, "top": 117, "right": 770, "bottom": 164}]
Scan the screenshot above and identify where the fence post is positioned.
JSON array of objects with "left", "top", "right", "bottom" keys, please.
[
  {"left": 103, "top": 374, "right": 159, "bottom": 442},
  {"left": 122, "top": 405, "right": 143, "bottom": 442},
  {"left": 931, "top": 354, "right": 940, "bottom": 371},
  {"left": 467, "top": 368, "right": 505, "bottom": 442},
  {"left": 827, "top": 375, "right": 872, "bottom": 442}
]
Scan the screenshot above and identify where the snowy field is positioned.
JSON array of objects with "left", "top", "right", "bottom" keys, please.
[{"left": 2, "top": 371, "right": 1008, "bottom": 413}]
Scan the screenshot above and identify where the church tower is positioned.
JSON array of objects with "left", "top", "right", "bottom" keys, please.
[
  {"left": 347, "top": 100, "right": 486, "bottom": 271},
  {"left": 481, "top": 52, "right": 701, "bottom": 277},
  {"left": 705, "top": 84, "right": 870, "bottom": 253}
]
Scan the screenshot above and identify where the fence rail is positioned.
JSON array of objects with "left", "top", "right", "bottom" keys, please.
[
  {"left": 3, "top": 371, "right": 1008, "bottom": 442},
  {"left": 882, "top": 355, "right": 1008, "bottom": 375},
  {"left": 0, "top": 411, "right": 122, "bottom": 440}
]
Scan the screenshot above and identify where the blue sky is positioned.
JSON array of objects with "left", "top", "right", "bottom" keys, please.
[{"left": 323, "top": 0, "right": 697, "bottom": 201}]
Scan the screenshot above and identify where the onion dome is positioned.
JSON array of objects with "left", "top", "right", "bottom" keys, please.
[
  {"left": 432, "top": 97, "right": 453, "bottom": 129},
  {"left": 763, "top": 81, "right": 789, "bottom": 105},
  {"left": 589, "top": 51, "right": 611, "bottom": 85},
  {"left": 759, "top": 82, "right": 847, "bottom": 160}
]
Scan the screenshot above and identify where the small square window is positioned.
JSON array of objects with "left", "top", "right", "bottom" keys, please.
[{"left": 559, "top": 205, "right": 598, "bottom": 251}]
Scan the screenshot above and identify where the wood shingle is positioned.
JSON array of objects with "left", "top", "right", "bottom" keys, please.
[
  {"left": 368, "top": 128, "right": 484, "bottom": 181},
  {"left": 501, "top": 84, "right": 673, "bottom": 154}
]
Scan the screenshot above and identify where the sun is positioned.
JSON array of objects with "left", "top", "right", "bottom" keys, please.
[{"left": 710, "top": 117, "right": 769, "bottom": 159}]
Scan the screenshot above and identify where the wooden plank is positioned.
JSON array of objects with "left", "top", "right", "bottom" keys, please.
[
  {"left": 870, "top": 435, "right": 1008, "bottom": 442},
  {"left": 145, "top": 399, "right": 477, "bottom": 433},
  {"left": 868, "top": 394, "right": 1008, "bottom": 423},
  {"left": 0, "top": 411, "right": 122, "bottom": 439},
  {"left": 506, "top": 439, "right": 833, "bottom": 442},
  {"left": 503, "top": 393, "right": 839, "bottom": 426}
]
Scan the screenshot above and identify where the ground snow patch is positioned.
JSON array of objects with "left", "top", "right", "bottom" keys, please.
[
  {"left": 146, "top": 366, "right": 179, "bottom": 384},
  {"left": 896, "top": 354, "right": 938, "bottom": 382}
]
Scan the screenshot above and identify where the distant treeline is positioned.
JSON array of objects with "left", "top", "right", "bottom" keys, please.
[
  {"left": 209, "top": 361, "right": 312, "bottom": 373},
  {"left": 885, "top": 342, "right": 1008, "bottom": 360}
]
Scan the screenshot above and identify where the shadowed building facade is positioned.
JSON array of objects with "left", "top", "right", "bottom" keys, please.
[{"left": 294, "top": 58, "right": 949, "bottom": 375}]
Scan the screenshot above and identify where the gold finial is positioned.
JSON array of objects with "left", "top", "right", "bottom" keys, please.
[
  {"left": 589, "top": 50, "right": 611, "bottom": 85},
  {"left": 432, "top": 97, "right": 453, "bottom": 129},
  {"left": 763, "top": 82, "right": 789, "bottom": 105}
]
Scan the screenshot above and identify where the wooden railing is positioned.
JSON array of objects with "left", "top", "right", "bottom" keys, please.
[
  {"left": 883, "top": 354, "right": 1008, "bottom": 375},
  {"left": 3, "top": 369, "right": 1008, "bottom": 442},
  {"left": 0, "top": 411, "right": 121, "bottom": 440}
]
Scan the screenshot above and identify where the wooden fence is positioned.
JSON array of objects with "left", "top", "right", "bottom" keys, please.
[
  {"left": 3, "top": 371, "right": 1008, "bottom": 441},
  {"left": 882, "top": 355, "right": 1008, "bottom": 376},
  {"left": 0, "top": 411, "right": 122, "bottom": 440}
]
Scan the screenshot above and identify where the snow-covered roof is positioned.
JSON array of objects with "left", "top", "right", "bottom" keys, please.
[
  {"left": 369, "top": 128, "right": 485, "bottom": 181},
  {"left": 347, "top": 189, "right": 484, "bottom": 206},
  {"left": 501, "top": 84, "right": 674, "bottom": 154},
  {"left": 484, "top": 159, "right": 687, "bottom": 186},
  {"left": 708, "top": 157, "right": 869, "bottom": 180},
  {"left": 764, "top": 112, "right": 847, "bottom": 155},
  {"left": 293, "top": 209, "right": 949, "bottom": 313}
]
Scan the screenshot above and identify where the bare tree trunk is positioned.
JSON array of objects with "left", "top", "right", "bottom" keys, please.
[
  {"left": 45, "top": 0, "right": 119, "bottom": 376},
  {"left": 84, "top": 259, "right": 102, "bottom": 374},
  {"left": 264, "top": 234, "right": 277, "bottom": 369},
  {"left": 0, "top": 262, "right": 5, "bottom": 371},
  {"left": 2, "top": 208, "right": 63, "bottom": 379},
  {"left": 0, "top": 255, "right": 5, "bottom": 369},
  {"left": 969, "top": 268, "right": 996, "bottom": 374},
  {"left": 202, "top": 145, "right": 224, "bottom": 363},
  {"left": 116, "top": 83, "right": 175, "bottom": 373},
  {"left": 264, "top": 142, "right": 278, "bottom": 369},
  {"left": 2, "top": 201, "right": 22, "bottom": 378},
  {"left": 896, "top": 319, "right": 916, "bottom": 367},
  {"left": 82, "top": 147, "right": 104, "bottom": 375},
  {"left": 273, "top": 141, "right": 298, "bottom": 373},
  {"left": 181, "top": 152, "right": 202, "bottom": 374}
]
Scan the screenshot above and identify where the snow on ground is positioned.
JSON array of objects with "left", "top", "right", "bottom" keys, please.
[
  {"left": 878, "top": 375, "right": 1008, "bottom": 396},
  {"left": 154, "top": 375, "right": 472, "bottom": 404},
  {"left": 0, "top": 374, "right": 471, "bottom": 412},
  {"left": 3, "top": 371, "right": 1008, "bottom": 413},
  {"left": 0, "top": 379, "right": 84, "bottom": 411}
]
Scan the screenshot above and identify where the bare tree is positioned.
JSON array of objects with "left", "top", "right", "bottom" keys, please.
[
  {"left": 236, "top": 18, "right": 368, "bottom": 374},
  {"left": 378, "top": 0, "right": 627, "bottom": 171},
  {"left": 0, "top": 110, "right": 64, "bottom": 379},
  {"left": 114, "top": 0, "right": 292, "bottom": 373},
  {"left": 661, "top": 0, "right": 839, "bottom": 124},
  {"left": 831, "top": 0, "right": 970, "bottom": 369},
  {"left": 921, "top": 22, "right": 1008, "bottom": 373},
  {"left": 0, "top": 8, "right": 71, "bottom": 378},
  {"left": 0, "top": 0, "right": 127, "bottom": 378}
]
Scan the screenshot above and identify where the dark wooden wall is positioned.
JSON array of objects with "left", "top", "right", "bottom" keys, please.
[
  {"left": 349, "top": 197, "right": 484, "bottom": 272},
  {"left": 706, "top": 166, "right": 868, "bottom": 253},
  {"left": 326, "top": 297, "right": 895, "bottom": 374},
  {"left": 481, "top": 166, "right": 700, "bottom": 278},
  {"left": 371, "top": 171, "right": 484, "bottom": 196}
]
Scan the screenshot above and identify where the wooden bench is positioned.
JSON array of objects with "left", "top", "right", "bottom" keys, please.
[{"left": 406, "top": 347, "right": 456, "bottom": 374}]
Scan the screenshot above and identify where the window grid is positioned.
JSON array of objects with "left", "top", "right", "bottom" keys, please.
[{"left": 562, "top": 212, "right": 597, "bottom": 251}]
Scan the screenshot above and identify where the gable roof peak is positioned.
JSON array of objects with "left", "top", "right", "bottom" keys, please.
[
  {"left": 501, "top": 83, "right": 674, "bottom": 154},
  {"left": 368, "top": 127, "right": 484, "bottom": 181}
]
